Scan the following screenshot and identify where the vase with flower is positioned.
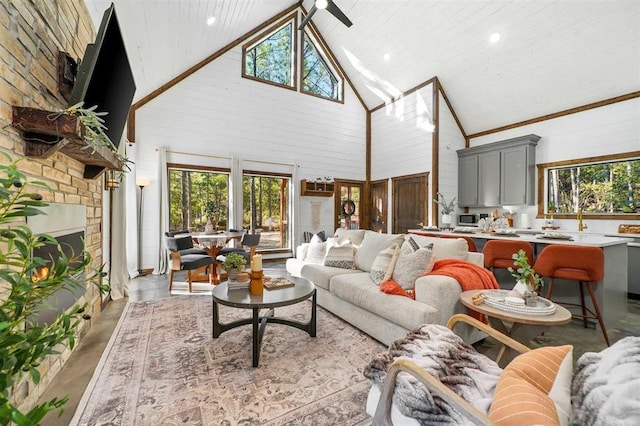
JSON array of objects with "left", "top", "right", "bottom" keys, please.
[{"left": 433, "top": 192, "right": 457, "bottom": 227}]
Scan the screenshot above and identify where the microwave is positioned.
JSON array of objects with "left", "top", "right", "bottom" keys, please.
[{"left": 458, "top": 214, "right": 478, "bottom": 225}]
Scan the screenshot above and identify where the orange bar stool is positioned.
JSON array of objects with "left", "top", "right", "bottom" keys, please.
[
  {"left": 483, "top": 240, "right": 533, "bottom": 273},
  {"left": 533, "top": 245, "right": 609, "bottom": 346}
]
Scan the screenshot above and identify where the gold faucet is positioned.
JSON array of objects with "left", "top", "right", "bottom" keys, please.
[{"left": 577, "top": 209, "right": 588, "bottom": 231}]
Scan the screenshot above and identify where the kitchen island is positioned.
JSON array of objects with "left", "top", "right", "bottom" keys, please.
[{"left": 409, "top": 229, "right": 632, "bottom": 328}]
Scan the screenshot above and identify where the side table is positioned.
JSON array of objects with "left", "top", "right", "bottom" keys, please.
[{"left": 459, "top": 290, "right": 571, "bottom": 366}]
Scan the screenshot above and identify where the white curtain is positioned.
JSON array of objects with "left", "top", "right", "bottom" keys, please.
[
  {"left": 153, "top": 147, "right": 169, "bottom": 275},
  {"left": 109, "top": 143, "right": 132, "bottom": 299}
]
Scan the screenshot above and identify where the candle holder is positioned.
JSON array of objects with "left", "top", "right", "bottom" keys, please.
[{"left": 250, "top": 269, "right": 264, "bottom": 295}]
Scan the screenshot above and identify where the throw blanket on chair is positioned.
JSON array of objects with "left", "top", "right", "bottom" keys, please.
[
  {"left": 424, "top": 259, "right": 500, "bottom": 322},
  {"left": 364, "top": 324, "right": 503, "bottom": 425},
  {"left": 571, "top": 336, "right": 640, "bottom": 426}
]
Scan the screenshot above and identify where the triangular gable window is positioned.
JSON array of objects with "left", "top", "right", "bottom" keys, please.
[
  {"left": 243, "top": 18, "right": 296, "bottom": 89},
  {"left": 301, "top": 32, "right": 342, "bottom": 102}
]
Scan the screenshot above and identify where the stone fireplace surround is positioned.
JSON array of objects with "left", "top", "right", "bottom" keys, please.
[{"left": 0, "top": 1, "right": 107, "bottom": 413}]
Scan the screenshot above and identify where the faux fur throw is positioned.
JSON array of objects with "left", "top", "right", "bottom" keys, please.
[
  {"left": 364, "top": 324, "right": 502, "bottom": 425},
  {"left": 571, "top": 336, "right": 640, "bottom": 426},
  {"left": 424, "top": 259, "right": 500, "bottom": 322}
]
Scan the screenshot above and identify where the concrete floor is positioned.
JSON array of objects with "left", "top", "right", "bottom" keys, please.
[{"left": 38, "top": 269, "right": 640, "bottom": 425}]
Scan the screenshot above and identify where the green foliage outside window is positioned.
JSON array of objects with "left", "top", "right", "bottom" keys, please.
[
  {"left": 244, "top": 22, "right": 293, "bottom": 86},
  {"left": 547, "top": 158, "right": 640, "bottom": 214},
  {"left": 168, "top": 169, "right": 229, "bottom": 231},
  {"left": 302, "top": 33, "right": 340, "bottom": 100},
  {"left": 242, "top": 174, "right": 289, "bottom": 249}
]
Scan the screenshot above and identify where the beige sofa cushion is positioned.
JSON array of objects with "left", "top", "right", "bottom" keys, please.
[
  {"left": 300, "top": 263, "right": 361, "bottom": 291},
  {"left": 330, "top": 273, "right": 439, "bottom": 330},
  {"left": 406, "top": 235, "right": 468, "bottom": 261},
  {"left": 334, "top": 228, "right": 367, "bottom": 247},
  {"left": 355, "top": 231, "right": 406, "bottom": 272}
]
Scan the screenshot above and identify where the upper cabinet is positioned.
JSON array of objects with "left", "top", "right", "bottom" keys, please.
[{"left": 457, "top": 135, "right": 539, "bottom": 207}]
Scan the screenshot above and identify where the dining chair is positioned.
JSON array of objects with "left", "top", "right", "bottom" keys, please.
[
  {"left": 165, "top": 235, "right": 214, "bottom": 292},
  {"left": 217, "top": 232, "right": 261, "bottom": 265}
]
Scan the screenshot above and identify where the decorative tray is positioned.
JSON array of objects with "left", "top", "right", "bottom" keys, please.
[
  {"left": 493, "top": 231, "right": 520, "bottom": 237},
  {"left": 537, "top": 233, "right": 573, "bottom": 241},
  {"left": 481, "top": 290, "right": 556, "bottom": 315},
  {"left": 452, "top": 227, "right": 477, "bottom": 234}
]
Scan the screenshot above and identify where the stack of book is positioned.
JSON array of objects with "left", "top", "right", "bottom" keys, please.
[{"left": 228, "top": 272, "right": 250, "bottom": 290}]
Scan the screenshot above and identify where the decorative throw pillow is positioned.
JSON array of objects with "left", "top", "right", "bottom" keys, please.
[
  {"left": 369, "top": 243, "right": 400, "bottom": 285},
  {"left": 392, "top": 246, "right": 434, "bottom": 290},
  {"left": 324, "top": 245, "right": 355, "bottom": 269},
  {"left": 489, "top": 345, "right": 573, "bottom": 426},
  {"left": 407, "top": 235, "right": 420, "bottom": 251},
  {"left": 305, "top": 234, "right": 327, "bottom": 264}
]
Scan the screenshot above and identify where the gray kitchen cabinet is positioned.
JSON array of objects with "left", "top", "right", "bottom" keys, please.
[
  {"left": 457, "top": 134, "right": 539, "bottom": 207},
  {"left": 478, "top": 151, "right": 501, "bottom": 206},
  {"left": 458, "top": 154, "right": 479, "bottom": 206}
]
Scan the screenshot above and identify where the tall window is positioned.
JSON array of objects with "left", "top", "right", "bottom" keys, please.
[
  {"left": 542, "top": 155, "right": 640, "bottom": 216},
  {"left": 242, "top": 173, "right": 290, "bottom": 251},
  {"left": 243, "top": 19, "right": 295, "bottom": 88},
  {"left": 168, "top": 166, "right": 230, "bottom": 232},
  {"left": 301, "top": 32, "right": 341, "bottom": 101}
]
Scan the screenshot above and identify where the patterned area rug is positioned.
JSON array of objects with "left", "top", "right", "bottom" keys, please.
[{"left": 71, "top": 295, "right": 386, "bottom": 425}]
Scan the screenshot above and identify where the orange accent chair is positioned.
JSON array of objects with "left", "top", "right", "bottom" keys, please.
[
  {"left": 533, "top": 245, "right": 609, "bottom": 346},
  {"left": 483, "top": 240, "right": 534, "bottom": 273}
]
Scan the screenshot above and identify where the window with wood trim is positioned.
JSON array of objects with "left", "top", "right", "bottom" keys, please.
[
  {"left": 243, "top": 18, "right": 295, "bottom": 88},
  {"left": 168, "top": 166, "right": 230, "bottom": 232},
  {"left": 301, "top": 32, "right": 342, "bottom": 101},
  {"left": 539, "top": 152, "right": 640, "bottom": 218},
  {"left": 242, "top": 172, "right": 291, "bottom": 251}
]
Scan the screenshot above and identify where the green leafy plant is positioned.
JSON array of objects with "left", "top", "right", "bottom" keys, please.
[
  {"left": 222, "top": 252, "right": 246, "bottom": 271},
  {"left": 433, "top": 192, "right": 457, "bottom": 214},
  {"left": 507, "top": 249, "right": 543, "bottom": 292},
  {"left": 0, "top": 154, "right": 108, "bottom": 425},
  {"left": 63, "top": 102, "right": 132, "bottom": 177}
]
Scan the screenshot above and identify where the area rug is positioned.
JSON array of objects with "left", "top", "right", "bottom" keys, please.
[
  {"left": 71, "top": 295, "right": 386, "bottom": 425},
  {"left": 169, "top": 280, "right": 214, "bottom": 295}
]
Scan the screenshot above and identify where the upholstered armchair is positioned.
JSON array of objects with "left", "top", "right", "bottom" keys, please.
[{"left": 165, "top": 234, "right": 214, "bottom": 292}]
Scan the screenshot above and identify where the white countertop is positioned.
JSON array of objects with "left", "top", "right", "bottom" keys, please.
[{"left": 408, "top": 229, "right": 633, "bottom": 248}]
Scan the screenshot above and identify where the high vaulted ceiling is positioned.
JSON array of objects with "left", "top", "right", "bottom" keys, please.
[{"left": 83, "top": 0, "right": 640, "bottom": 136}]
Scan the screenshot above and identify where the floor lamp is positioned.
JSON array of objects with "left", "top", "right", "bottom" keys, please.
[{"left": 137, "top": 178, "right": 151, "bottom": 275}]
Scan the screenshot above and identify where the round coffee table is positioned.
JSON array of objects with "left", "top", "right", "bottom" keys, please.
[
  {"left": 460, "top": 290, "right": 571, "bottom": 365},
  {"left": 211, "top": 273, "right": 316, "bottom": 367}
]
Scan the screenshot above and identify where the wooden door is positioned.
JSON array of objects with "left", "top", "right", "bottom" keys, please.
[
  {"left": 392, "top": 173, "right": 428, "bottom": 234},
  {"left": 334, "top": 180, "right": 364, "bottom": 230},
  {"left": 370, "top": 179, "right": 388, "bottom": 232}
]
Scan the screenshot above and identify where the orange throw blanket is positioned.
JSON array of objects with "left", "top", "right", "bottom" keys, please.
[{"left": 424, "top": 259, "right": 500, "bottom": 322}]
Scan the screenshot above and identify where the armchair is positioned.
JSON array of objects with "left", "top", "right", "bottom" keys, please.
[
  {"left": 368, "top": 314, "right": 640, "bottom": 426},
  {"left": 165, "top": 235, "right": 214, "bottom": 292}
]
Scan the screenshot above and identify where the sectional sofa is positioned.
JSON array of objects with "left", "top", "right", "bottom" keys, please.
[{"left": 286, "top": 229, "right": 486, "bottom": 345}]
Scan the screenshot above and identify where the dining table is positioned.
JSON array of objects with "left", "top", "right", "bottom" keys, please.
[{"left": 191, "top": 231, "right": 244, "bottom": 284}]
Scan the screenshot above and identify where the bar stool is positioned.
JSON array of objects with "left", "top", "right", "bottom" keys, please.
[
  {"left": 483, "top": 240, "right": 533, "bottom": 273},
  {"left": 533, "top": 245, "right": 609, "bottom": 346}
]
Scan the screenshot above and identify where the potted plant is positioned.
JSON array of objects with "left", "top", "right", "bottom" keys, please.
[
  {"left": 0, "top": 155, "right": 108, "bottom": 424},
  {"left": 223, "top": 252, "right": 247, "bottom": 281},
  {"left": 507, "top": 249, "right": 544, "bottom": 305},
  {"left": 433, "top": 192, "right": 456, "bottom": 227}
]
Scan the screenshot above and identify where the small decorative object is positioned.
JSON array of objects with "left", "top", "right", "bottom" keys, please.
[
  {"left": 507, "top": 249, "right": 544, "bottom": 295},
  {"left": 341, "top": 199, "right": 356, "bottom": 217},
  {"left": 223, "top": 253, "right": 246, "bottom": 282},
  {"left": 524, "top": 291, "right": 538, "bottom": 307},
  {"left": 433, "top": 192, "right": 456, "bottom": 227},
  {"left": 250, "top": 269, "right": 264, "bottom": 295}
]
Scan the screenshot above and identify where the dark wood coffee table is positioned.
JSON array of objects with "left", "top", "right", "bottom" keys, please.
[{"left": 211, "top": 273, "right": 316, "bottom": 367}]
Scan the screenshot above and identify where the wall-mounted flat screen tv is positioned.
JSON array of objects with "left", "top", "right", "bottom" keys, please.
[{"left": 69, "top": 3, "right": 135, "bottom": 150}]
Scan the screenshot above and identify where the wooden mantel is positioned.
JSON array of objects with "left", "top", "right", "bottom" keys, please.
[{"left": 11, "top": 106, "right": 121, "bottom": 179}]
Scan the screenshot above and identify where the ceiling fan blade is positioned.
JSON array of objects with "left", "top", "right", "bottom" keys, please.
[
  {"left": 298, "top": 5, "right": 317, "bottom": 30},
  {"left": 326, "top": 0, "right": 353, "bottom": 27}
]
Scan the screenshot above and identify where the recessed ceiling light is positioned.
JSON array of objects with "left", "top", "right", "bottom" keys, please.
[
  {"left": 316, "top": 0, "right": 328, "bottom": 10},
  {"left": 490, "top": 32, "right": 501, "bottom": 43},
  {"left": 383, "top": 53, "right": 390, "bottom": 61},
  {"left": 206, "top": 16, "right": 216, "bottom": 26}
]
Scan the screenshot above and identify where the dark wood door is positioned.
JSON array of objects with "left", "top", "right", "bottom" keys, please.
[
  {"left": 392, "top": 173, "right": 428, "bottom": 234},
  {"left": 334, "top": 180, "right": 364, "bottom": 230},
  {"left": 370, "top": 179, "right": 388, "bottom": 232}
]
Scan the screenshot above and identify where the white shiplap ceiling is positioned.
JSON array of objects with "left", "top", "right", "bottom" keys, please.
[{"left": 83, "top": 0, "right": 640, "bottom": 135}]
